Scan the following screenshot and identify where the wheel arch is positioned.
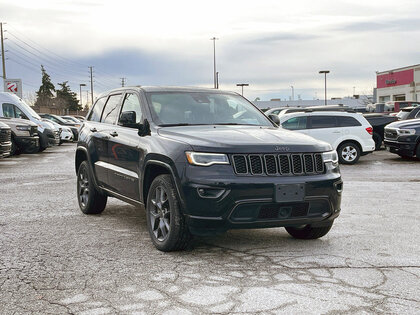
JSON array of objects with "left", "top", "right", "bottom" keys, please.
[
  {"left": 75, "top": 146, "right": 89, "bottom": 174},
  {"left": 337, "top": 139, "right": 362, "bottom": 152},
  {"left": 142, "top": 159, "right": 186, "bottom": 211}
]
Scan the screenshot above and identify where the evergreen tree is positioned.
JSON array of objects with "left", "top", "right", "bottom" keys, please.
[
  {"left": 55, "top": 81, "right": 83, "bottom": 111},
  {"left": 34, "top": 65, "right": 55, "bottom": 107},
  {"left": 55, "top": 81, "right": 81, "bottom": 111}
]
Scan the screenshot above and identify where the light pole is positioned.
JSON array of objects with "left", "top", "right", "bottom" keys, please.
[
  {"left": 236, "top": 83, "right": 249, "bottom": 96},
  {"left": 353, "top": 86, "right": 356, "bottom": 96},
  {"left": 79, "top": 83, "right": 86, "bottom": 108},
  {"left": 291, "top": 85, "right": 294, "bottom": 101},
  {"left": 210, "top": 37, "right": 218, "bottom": 89},
  {"left": 319, "top": 70, "right": 330, "bottom": 105}
]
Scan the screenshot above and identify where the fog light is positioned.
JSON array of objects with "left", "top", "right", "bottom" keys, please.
[{"left": 197, "top": 188, "right": 225, "bottom": 199}]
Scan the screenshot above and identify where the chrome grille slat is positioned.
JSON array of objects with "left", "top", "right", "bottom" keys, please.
[{"left": 232, "top": 153, "right": 324, "bottom": 176}]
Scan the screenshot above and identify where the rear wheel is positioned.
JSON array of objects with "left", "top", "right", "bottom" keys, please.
[
  {"left": 286, "top": 222, "right": 333, "bottom": 239},
  {"left": 77, "top": 160, "right": 107, "bottom": 214},
  {"left": 337, "top": 142, "right": 360, "bottom": 164},
  {"left": 416, "top": 144, "right": 420, "bottom": 159},
  {"left": 146, "top": 174, "right": 191, "bottom": 252}
]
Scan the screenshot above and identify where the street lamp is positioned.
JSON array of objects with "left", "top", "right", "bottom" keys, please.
[
  {"left": 210, "top": 37, "right": 219, "bottom": 89},
  {"left": 236, "top": 83, "right": 249, "bottom": 96},
  {"left": 79, "top": 83, "right": 87, "bottom": 107},
  {"left": 291, "top": 85, "right": 294, "bottom": 101},
  {"left": 319, "top": 70, "right": 330, "bottom": 105}
]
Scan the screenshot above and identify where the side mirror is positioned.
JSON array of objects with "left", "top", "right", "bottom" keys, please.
[
  {"left": 268, "top": 114, "right": 280, "bottom": 126},
  {"left": 119, "top": 111, "right": 137, "bottom": 127}
]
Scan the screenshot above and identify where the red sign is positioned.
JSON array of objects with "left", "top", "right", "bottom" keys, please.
[
  {"left": 7, "top": 82, "right": 18, "bottom": 92},
  {"left": 377, "top": 69, "right": 413, "bottom": 88}
]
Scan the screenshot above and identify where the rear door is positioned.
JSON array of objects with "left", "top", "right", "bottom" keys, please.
[
  {"left": 106, "top": 91, "right": 145, "bottom": 201},
  {"left": 308, "top": 115, "right": 340, "bottom": 147}
]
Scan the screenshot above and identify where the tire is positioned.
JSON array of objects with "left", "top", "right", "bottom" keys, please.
[
  {"left": 10, "top": 138, "right": 20, "bottom": 156},
  {"left": 146, "top": 174, "right": 191, "bottom": 252},
  {"left": 372, "top": 133, "right": 382, "bottom": 151},
  {"left": 77, "top": 160, "right": 107, "bottom": 214},
  {"left": 286, "top": 222, "right": 333, "bottom": 239},
  {"left": 337, "top": 142, "right": 361, "bottom": 165},
  {"left": 416, "top": 144, "right": 420, "bottom": 160}
]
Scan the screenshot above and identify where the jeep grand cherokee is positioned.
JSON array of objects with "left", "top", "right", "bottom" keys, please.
[{"left": 75, "top": 87, "right": 342, "bottom": 251}]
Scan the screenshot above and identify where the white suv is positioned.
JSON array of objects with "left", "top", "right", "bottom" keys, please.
[{"left": 278, "top": 111, "right": 375, "bottom": 164}]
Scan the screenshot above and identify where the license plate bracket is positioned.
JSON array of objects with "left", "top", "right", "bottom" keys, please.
[{"left": 275, "top": 184, "right": 305, "bottom": 202}]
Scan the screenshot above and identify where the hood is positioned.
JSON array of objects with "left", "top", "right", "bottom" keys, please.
[
  {"left": 386, "top": 118, "right": 420, "bottom": 129},
  {"left": 0, "top": 117, "right": 37, "bottom": 127},
  {"left": 158, "top": 125, "right": 331, "bottom": 153}
]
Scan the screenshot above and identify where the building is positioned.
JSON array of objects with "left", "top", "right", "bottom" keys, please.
[
  {"left": 254, "top": 95, "right": 372, "bottom": 110},
  {"left": 376, "top": 64, "right": 420, "bottom": 102}
]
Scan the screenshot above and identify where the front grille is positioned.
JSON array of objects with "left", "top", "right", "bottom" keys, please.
[
  {"left": 0, "top": 129, "right": 11, "bottom": 143},
  {"left": 384, "top": 128, "right": 398, "bottom": 140},
  {"left": 231, "top": 153, "right": 324, "bottom": 176}
]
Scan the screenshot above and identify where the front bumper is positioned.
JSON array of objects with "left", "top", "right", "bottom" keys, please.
[
  {"left": 0, "top": 142, "right": 12, "bottom": 158},
  {"left": 384, "top": 140, "right": 416, "bottom": 156},
  {"left": 15, "top": 136, "right": 39, "bottom": 153},
  {"left": 180, "top": 164, "right": 342, "bottom": 235}
]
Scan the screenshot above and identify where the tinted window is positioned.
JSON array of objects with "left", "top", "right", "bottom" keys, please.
[
  {"left": 282, "top": 116, "right": 307, "bottom": 130},
  {"left": 337, "top": 116, "right": 361, "bottom": 127},
  {"left": 119, "top": 93, "right": 142, "bottom": 124},
  {"left": 101, "top": 94, "right": 123, "bottom": 124},
  {"left": 271, "top": 110, "right": 280, "bottom": 115},
  {"left": 88, "top": 97, "right": 107, "bottom": 122},
  {"left": 2, "top": 103, "right": 15, "bottom": 118},
  {"left": 310, "top": 116, "right": 337, "bottom": 129}
]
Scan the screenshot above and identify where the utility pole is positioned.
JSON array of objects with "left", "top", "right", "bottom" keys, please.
[
  {"left": 89, "top": 66, "right": 94, "bottom": 106},
  {"left": 291, "top": 85, "right": 294, "bottom": 101},
  {"left": 120, "top": 77, "right": 126, "bottom": 87},
  {"left": 210, "top": 37, "right": 218, "bottom": 89},
  {"left": 0, "top": 22, "right": 6, "bottom": 80}
]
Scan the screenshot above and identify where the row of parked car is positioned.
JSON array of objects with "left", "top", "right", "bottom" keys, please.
[
  {"left": 264, "top": 103, "right": 420, "bottom": 162},
  {"left": 0, "top": 92, "right": 84, "bottom": 159}
]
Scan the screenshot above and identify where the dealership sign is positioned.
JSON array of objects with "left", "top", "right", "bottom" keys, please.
[
  {"left": 377, "top": 69, "right": 413, "bottom": 88},
  {"left": 3, "top": 79, "right": 23, "bottom": 98}
]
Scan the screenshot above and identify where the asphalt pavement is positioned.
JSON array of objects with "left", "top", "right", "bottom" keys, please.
[{"left": 0, "top": 144, "right": 419, "bottom": 314}]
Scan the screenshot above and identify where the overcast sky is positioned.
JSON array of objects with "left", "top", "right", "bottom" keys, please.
[{"left": 1, "top": 0, "right": 420, "bottom": 103}]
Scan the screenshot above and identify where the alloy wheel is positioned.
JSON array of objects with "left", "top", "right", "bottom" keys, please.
[
  {"left": 341, "top": 145, "right": 358, "bottom": 162},
  {"left": 78, "top": 167, "right": 89, "bottom": 207},
  {"left": 150, "top": 186, "right": 171, "bottom": 242}
]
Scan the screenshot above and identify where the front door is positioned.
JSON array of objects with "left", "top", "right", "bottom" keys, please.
[{"left": 107, "top": 92, "right": 146, "bottom": 201}]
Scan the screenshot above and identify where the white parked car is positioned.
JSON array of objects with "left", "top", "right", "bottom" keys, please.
[
  {"left": 44, "top": 120, "right": 74, "bottom": 143},
  {"left": 278, "top": 111, "right": 375, "bottom": 164}
]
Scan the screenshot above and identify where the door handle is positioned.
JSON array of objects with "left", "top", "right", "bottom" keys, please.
[
  {"left": 110, "top": 131, "right": 118, "bottom": 137},
  {"left": 90, "top": 127, "right": 97, "bottom": 132},
  {"left": 333, "top": 131, "right": 341, "bottom": 133}
]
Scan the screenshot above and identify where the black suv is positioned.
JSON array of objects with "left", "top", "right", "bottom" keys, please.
[
  {"left": 76, "top": 87, "right": 342, "bottom": 251},
  {"left": 384, "top": 118, "right": 420, "bottom": 158}
]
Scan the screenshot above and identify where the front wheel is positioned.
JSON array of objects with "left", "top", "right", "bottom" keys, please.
[
  {"left": 372, "top": 133, "right": 382, "bottom": 150},
  {"left": 337, "top": 142, "right": 360, "bottom": 165},
  {"left": 77, "top": 160, "right": 107, "bottom": 214},
  {"left": 146, "top": 175, "right": 191, "bottom": 252},
  {"left": 286, "top": 222, "right": 333, "bottom": 239}
]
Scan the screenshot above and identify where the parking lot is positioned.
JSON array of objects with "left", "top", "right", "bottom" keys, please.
[{"left": 0, "top": 144, "right": 419, "bottom": 314}]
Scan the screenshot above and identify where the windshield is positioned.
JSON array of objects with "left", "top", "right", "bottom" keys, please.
[
  {"left": 17, "top": 98, "right": 41, "bottom": 119},
  {"left": 396, "top": 110, "right": 410, "bottom": 119},
  {"left": 145, "top": 92, "right": 272, "bottom": 127}
]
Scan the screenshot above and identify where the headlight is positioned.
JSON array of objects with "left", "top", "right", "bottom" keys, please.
[
  {"left": 397, "top": 128, "right": 415, "bottom": 135},
  {"left": 322, "top": 150, "right": 338, "bottom": 164},
  {"left": 16, "top": 125, "right": 31, "bottom": 131},
  {"left": 185, "top": 152, "right": 229, "bottom": 166}
]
